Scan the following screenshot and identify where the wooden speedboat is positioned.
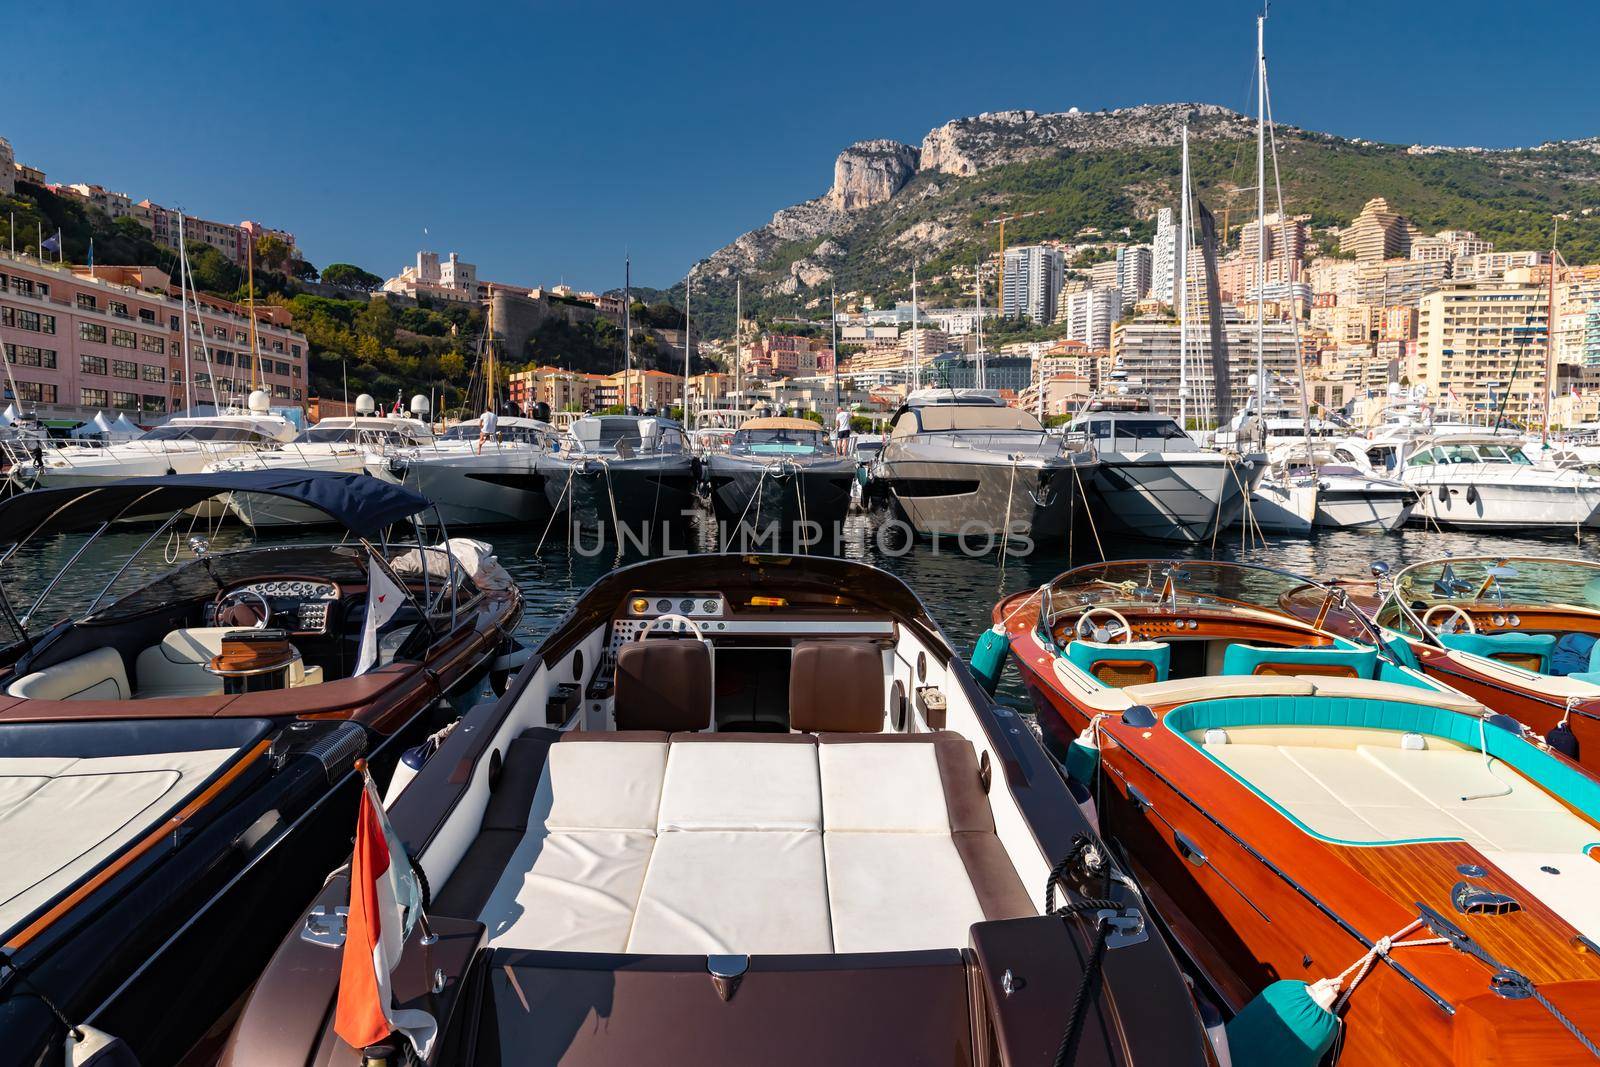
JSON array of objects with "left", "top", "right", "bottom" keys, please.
[
  {"left": 0, "top": 472, "right": 521, "bottom": 1066},
  {"left": 989, "top": 560, "right": 1600, "bottom": 1066},
  {"left": 221, "top": 554, "right": 1212, "bottom": 1066},
  {"left": 1281, "top": 556, "right": 1600, "bottom": 775}
]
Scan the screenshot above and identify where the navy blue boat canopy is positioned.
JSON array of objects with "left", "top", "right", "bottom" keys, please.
[{"left": 0, "top": 471, "right": 430, "bottom": 541}]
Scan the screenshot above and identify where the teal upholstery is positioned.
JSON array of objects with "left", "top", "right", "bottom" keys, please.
[
  {"left": 1438, "top": 632, "right": 1557, "bottom": 673},
  {"left": 1065, "top": 639, "right": 1170, "bottom": 686},
  {"left": 1567, "top": 672, "right": 1600, "bottom": 686},
  {"left": 1220, "top": 644, "right": 1378, "bottom": 679},
  {"left": 1165, "top": 695, "right": 1600, "bottom": 831}
]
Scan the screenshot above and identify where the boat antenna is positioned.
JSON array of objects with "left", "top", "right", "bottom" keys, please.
[{"left": 682, "top": 265, "right": 693, "bottom": 424}]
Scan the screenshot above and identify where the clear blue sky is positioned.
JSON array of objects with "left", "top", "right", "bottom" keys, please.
[{"left": 7, "top": 1, "right": 1595, "bottom": 292}]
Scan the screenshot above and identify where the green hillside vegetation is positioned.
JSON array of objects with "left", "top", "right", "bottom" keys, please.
[{"left": 675, "top": 131, "right": 1600, "bottom": 338}]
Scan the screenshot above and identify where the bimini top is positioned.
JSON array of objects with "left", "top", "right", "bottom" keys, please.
[
  {"left": 0, "top": 471, "right": 430, "bottom": 542},
  {"left": 740, "top": 417, "right": 824, "bottom": 432}
]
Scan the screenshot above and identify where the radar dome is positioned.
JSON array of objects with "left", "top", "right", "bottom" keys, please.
[
  {"left": 409, "top": 394, "right": 431, "bottom": 416},
  {"left": 355, "top": 393, "right": 376, "bottom": 414},
  {"left": 247, "top": 389, "right": 271, "bottom": 413}
]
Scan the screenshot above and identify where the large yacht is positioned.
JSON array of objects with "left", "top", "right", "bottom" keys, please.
[
  {"left": 210, "top": 402, "right": 435, "bottom": 527},
  {"left": 1062, "top": 409, "right": 1265, "bottom": 543},
  {"left": 703, "top": 416, "right": 855, "bottom": 544},
  {"left": 538, "top": 414, "right": 699, "bottom": 541},
  {"left": 1397, "top": 431, "right": 1600, "bottom": 530},
  {"left": 876, "top": 390, "right": 1094, "bottom": 543},
  {"left": 375, "top": 415, "right": 561, "bottom": 528}
]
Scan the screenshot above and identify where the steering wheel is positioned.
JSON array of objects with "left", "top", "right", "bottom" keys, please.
[
  {"left": 636, "top": 613, "right": 707, "bottom": 642},
  {"left": 1421, "top": 603, "right": 1477, "bottom": 636},
  {"left": 1074, "top": 607, "right": 1134, "bottom": 645},
  {"left": 217, "top": 588, "right": 272, "bottom": 630}
]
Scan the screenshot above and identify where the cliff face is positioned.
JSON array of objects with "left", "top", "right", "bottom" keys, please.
[{"left": 828, "top": 140, "right": 920, "bottom": 211}]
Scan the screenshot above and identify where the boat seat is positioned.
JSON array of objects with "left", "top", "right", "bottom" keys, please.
[
  {"left": 1065, "top": 640, "right": 1170, "bottom": 687},
  {"left": 1438, "top": 632, "right": 1558, "bottom": 674},
  {"left": 6, "top": 647, "right": 130, "bottom": 701},
  {"left": 134, "top": 628, "right": 322, "bottom": 699},
  {"left": 790, "top": 640, "right": 885, "bottom": 733},
  {"left": 470, "top": 730, "right": 1032, "bottom": 957},
  {"left": 1221, "top": 643, "right": 1377, "bottom": 679},
  {"left": 613, "top": 639, "right": 710, "bottom": 732}
]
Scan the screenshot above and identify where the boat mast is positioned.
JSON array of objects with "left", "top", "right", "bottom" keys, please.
[
  {"left": 911, "top": 262, "right": 920, "bottom": 391},
  {"left": 624, "top": 256, "right": 632, "bottom": 413},
  {"left": 831, "top": 283, "right": 839, "bottom": 412},
  {"left": 1254, "top": 11, "right": 1267, "bottom": 449},
  {"left": 734, "top": 276, "right": 742, "bottom": 412},
  {"left": 683, "top": 266, "right": 693, "bottom": 424},
  {"left": 1177, "top": 122, "right": 1191, "bottom": 432},
  {"left": 975, "top": 257, "right": 985, "bottom": 390},
  {"left": 246, "top": 231, "right": 260, "bottom": 393},
  {"left": 1545, "top": 218, "right": 1558, "bottom": 442},
  {"left": 177, "top": 212, "right": 193, "bottom": 414}
]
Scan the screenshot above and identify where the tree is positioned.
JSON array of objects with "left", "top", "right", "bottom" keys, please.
[
  {"left": 252, "top": 232, "right": 293, "bottom": 273},
  {"left": 322, "top": 263, "right": 384, "bottom": 292}
]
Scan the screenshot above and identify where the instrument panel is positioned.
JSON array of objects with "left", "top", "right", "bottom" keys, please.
[
  {"left": 214, "top": 580, "right": 340, "bottom": 634},
  {"left": 626, "top": 593, "right": 726, "bottom": 618}
]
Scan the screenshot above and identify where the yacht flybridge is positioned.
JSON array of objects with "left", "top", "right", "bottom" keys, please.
[
  {"left": 222, "top": 555, "right": 1210, "bottom": 1066},
  {"left": 0, "top": 472, "right": 521, "bottom": 1066},
  {"left": 877, "top": 390, "right": 1095, "bottom": 542},
  {"left": 987, "top": 560, "right": 1600, "bottom": 1066}
]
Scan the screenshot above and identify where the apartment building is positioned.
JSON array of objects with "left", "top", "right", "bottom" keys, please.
[
  {"left": 0, "top": 138, "right": 12, "bottom": 195},
  {"left": 1001, "top": 244, "right": 1063, "bottom": 324},
  {"left": 593, "top": 369, "right": 682, "bottom": 412},
  {"left": 1341, "top": 198, "right": 1419, "bottom": 262},
  {"left": 1151, "top": 208, "right": 1178, "bottom": 305},
  {"left": 1410, "top": 229, "right": 1493, "bottom": 264},
  {"left": 1353, "top": 258, "right": 1451, "bottom": 308},
  {"left": 1111, "top": 318, "right": 1303, "bottom": 420},
  {"left": 1413, "top": 277, "right": 1551, "bottom": 426},
  {"left": 1237, "top": 212, "right": 1309, "bottom": 263},
  {"left": 0, "top": 254, "right": 307, "bottom": 424},
  {"left": 1057, "top": 287, "right": 1121, "bottom": 350},
  {"left": 743, "top": 333, "right": 833, "bottom": 379},
  {"left": 126, "top": 201, "right": 292, "bottom": 266}
]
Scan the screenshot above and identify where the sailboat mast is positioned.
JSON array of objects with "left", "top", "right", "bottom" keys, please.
[
  {"left": 246, "top": 232, "right": 260, "bottom": 392},
  {"left": 683, "top": 266, "right": 693, "bottom": 425},
  {"left": 734, "top": 277, "right": 742, "bottom": 411},
  {"left": 177, "top": 213, "right": 193, "bottom": 414},
  {"left": 624, "top": 257, "right": 632, "bottom": 413},
  {"left": 1254, "top": 12, "right": 1267, "bottom": 443},
  {"left": 1545, "top": 220, "right": 1558, "bottom": 442},
  {"left": 1177, "top": 123, "right": 1191, "bottom": 431},
  {"left": 831, "top": 284, "right": 839, "bottom": 410},
  {"left": 975, "top": 260, "right": 986, "bottom": 390},
  {"left": 911, "top": 263, "right": 920, "bottom": 390}
]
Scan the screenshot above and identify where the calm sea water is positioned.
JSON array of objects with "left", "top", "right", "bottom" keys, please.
[{"left": 9, "top": 508, "right": 1590, "bottom": 670}]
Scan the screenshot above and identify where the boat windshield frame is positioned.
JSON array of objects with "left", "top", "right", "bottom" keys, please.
[
  {"left": 729, "top": 427, "right": 830, "bottom": 456},
  {"left": 1378, "top": 555, "right": 1600, "bottom": 644}
]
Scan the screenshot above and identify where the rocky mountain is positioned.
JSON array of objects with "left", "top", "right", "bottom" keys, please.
[{"left": 681, "top": 102, "right": 1600, "bottom": 340}]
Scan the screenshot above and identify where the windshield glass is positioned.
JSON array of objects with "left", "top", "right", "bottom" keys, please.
[
  {"left": 1049, "top": 561, "right": 1324, "bottom": 614},
  {"left": 903, "top": 406, "right": 1044, "bottom": 434},
  {"left": 440, "top": 422, "right": 479, "bottom": 441},
  {"left": 733, "top": 428, "right": 828, "bottom": 455},
  {"left": 1082, "top": 418, "right": 1190, "bottom": 448},
  {"left": 139, "top": 425, "right": 269, "bottom": 443},
  {"left": 1380, "top": 557, "right": 1600, "bottom": 634},
  {"left": 295, "top": 427, "right": 358, "bottom": 443}
]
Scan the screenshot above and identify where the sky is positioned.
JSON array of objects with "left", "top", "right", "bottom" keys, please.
[{"left": 6, "top": 1, "right": 1597, "bottom": 292}]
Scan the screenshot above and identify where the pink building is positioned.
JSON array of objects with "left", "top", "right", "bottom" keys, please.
[{"left": 0, "top": 254, "right": 309, "bottom": 424}]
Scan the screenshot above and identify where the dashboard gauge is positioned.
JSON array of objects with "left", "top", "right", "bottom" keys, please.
[
  {"left": 703, "top": 599, "right": 718, "bottom": 614},
  {"left": 656, "top": 599, "right": 671, "bottom": 613}
]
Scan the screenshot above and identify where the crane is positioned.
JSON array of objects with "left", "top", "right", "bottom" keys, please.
[{"left": 983, "top": 210, "right": 1044, "bottom": 319}]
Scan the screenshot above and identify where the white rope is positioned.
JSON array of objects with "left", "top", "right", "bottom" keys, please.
[
  {"left": 997, "top": 457, "right": 1018, "bottom": 592},
  {"left": 534, "top": 465, "right": 575, "bottom": 555},
  {"left": 991, "top": 584, "right": 1048, "bottom": 637},
  {"left": 726, "top": 466, "right": 770, "bottom": 550},
  {"left": 1309, "top": 918, "right": 1448, "bottom": 1015}
]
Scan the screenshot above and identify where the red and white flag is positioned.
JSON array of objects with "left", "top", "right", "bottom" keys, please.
[
  {"left": 355, "top": 557, "right": 407, "bottom": 676},
  {"left": 334, "top": 769, "right": 437, "bottom": 1056}
]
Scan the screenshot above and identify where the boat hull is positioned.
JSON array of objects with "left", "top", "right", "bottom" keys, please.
[
  {"left": 1406, "top": 475, "right": 1600, "bottom": 530},
  {"left": 1088, "top": 454, "right": 1263, "bottom": 543},
  {"left": 706, "top": 457, "right": 855, "bottom": 539},
  {"left": 385, "top": 454, "right": 551, "bottom": 528},
  {"left": 1313, "top": 483, "right": 1416, "bottom": 531},
  {"left": 1247, "top": 479, "right": 1317, "bottom": 534},
  {"left": 881, "top": 458, "right": 1088, "bottom": 543},
  {"left": 542, "top": 456, "right": 700, "bottom": 540}
]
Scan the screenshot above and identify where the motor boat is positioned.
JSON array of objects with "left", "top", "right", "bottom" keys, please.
[
  {"left": 703, "top": 417, "right": 855, "bottom": 545},
  {"left": 1245, "top": 469, "right": 1319, "bottom": 534},
  {"left": 984, "top": 560, "right": 1600, "bottom": 1066},
  {"left": 219, "top": 553, "right": 1211, "bottom": 1066},
  {"left": 1298, "top": 555, "right": 1600, "bottom": 775},
  {"left": 876, "top": 391, "right": 1095, "bottom": 544},
  {"left": 539, "top": 415, "right": 699, "bottom": 542},
  {"left": 10, "top": 392, "right": 296, "bottom": 516},
  {"left": 210, "top": 413, "right": 435, "bottom": 527},
  {"left": 1062, "top": 411, "right": 1266, "bottom": 544},
  {"left": 1265, "top": 439, "right": 1417, "bottom": 532},
  {"left": 375, "top": 416, "right": 561, "bottom": 528},
  {"left": 0, "top": 471, "right": 521, "bottom": 1066},
  {"left": 686, "top": 408, "right": 754, "bottom": 456},
  {"left": 1396, "top": 433, "right": 1600, "bottom": 530}
]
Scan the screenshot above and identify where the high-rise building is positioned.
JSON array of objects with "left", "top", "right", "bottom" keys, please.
[
  {"left": 1060, "top": 288, "right": 1121, "bottom": 350},
  {"left": 1353, "top": 259, "right": 1451, "bottom": 308},
  {"left": 1111, "top": 318, "right": 1303, "bottom": 420},
  {"left": 1088, "top": 259, "right": 1120, "bottom": 292},
  {"left": 0, "top": 137, "right": 13, "bottom": 196},
  {"left": 1002, "top": 245, "right": 1063, "bottom": 324},
  {"left": 1116, "top": 244, "right": 1153, "bottom": 306},
  {"left": 1413, "top": 277, "right": 1552, "bottom": 425},
  {"left": 1238, "top": 212, "right": 1309, "bottom": 263},
  {"left": 1340, "top": 198, "right": 1417, "bottom": 262},
  {"left": 1151, "top": 208, "right": 1177, "bottom": 304},
  {"left": 1457, "top": 250, "right": 1551, "bottom": 280}
]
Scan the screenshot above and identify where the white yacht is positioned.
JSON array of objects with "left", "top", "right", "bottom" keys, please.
[
  {"left": 14, "top": 392, "right": 296, "bottom": 516},
  {"left": 209, "top": 403, "right": 435, "bottom": 527},
  {"left": 372, "top": 415, "right": 561, "bottom": 528},
  {"left": 1273, "top": 437, "right": 1418, "bottom": 531},
  {"left": 1398, "top": 432, "right": 1600, "bottom": 530}
]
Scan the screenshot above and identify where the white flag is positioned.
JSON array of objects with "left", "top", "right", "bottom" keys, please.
[{"left": 356, "top": 556, "right": 407, "bottom": 676}]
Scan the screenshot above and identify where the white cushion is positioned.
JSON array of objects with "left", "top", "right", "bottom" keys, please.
[
  {"left": 626, "top": 830, "right": 833, "bottom": 954},
  {"left": 1308, "top": 675, "right": 1483, "bottom": 713},
  {"left": 7, "top": 647, "right": 130, "bottom": 701},
  {"left": 824, "top": 832, "right": 985, "bottom": 953},
  {"left": 536, "top": 741, "right": 669, "bottom": 831},
  {"left": 1122, "top": 675, "right": 1315, "bottom": 706},
  {"left": 818, "top": 742, "right": 949, "bottom": 833},
  {"left": 480, "top": 829, "right": 655, "bottom": 952},
  {"left": 657, "top": 742, "right": 820, "bottom": 832}
]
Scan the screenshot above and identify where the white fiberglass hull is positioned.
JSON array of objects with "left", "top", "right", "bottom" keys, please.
[
  {"left": 1247, "top": 479, "right": 1317, "bottom": 534},
  {"left": 1406, "top": 469, "right": 1600, "bottom": 529},
  {"left": 1312, "top": 476, "right": 1416, "bottom": 532},
  {"left": 1089, "top": 452, "right": 1265, "bottom": 544},
  {"left": 28, "top": 446, "right": 261, "bottom": 519}
]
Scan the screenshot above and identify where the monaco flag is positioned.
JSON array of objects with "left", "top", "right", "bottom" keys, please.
[
  {"left": 355, "top": 556, "right": 408, "bottom": 676},
  {"left": 334, "top": 768, "right": 437, "bottom": 1057}
]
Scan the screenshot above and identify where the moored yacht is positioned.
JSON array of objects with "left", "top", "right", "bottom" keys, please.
[
  {"left": 210, "top": 403, "right": 435, "bottom": 527},
  {"left": 1397, "top": 432, "right": 1600, "bottom": 530},
  {"left": 985, "top": 559, "right": 1600, "bottom": 1066},
  {"left": 538, "top": 414, "right": 699, "bottom": 540},
  {"left": 375, "top": 415, "right": 560, "bottom": 528},
  {"left": 0, "top": 471, "right": 520, "bottom": 1066},
  {"left": 877, "top": 390, "right": 1094, "bottom": 543},
  {"left": 1274, "top": 439, "right": 1417, "bottom": 531},
  {"left": 1063, "top": 409, "right": 1266, "bottom": 543},
  {"left": 704, "top": 416, "right": 854, "bottom": 543},
  {"left": 221, "top": 554, "right": 1211, "bottom": 1066}
]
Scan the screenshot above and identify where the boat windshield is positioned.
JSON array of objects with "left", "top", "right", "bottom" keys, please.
[
  {"left": 732, "top": 428, "right": 829, "bottom": 455},
  {"left": 1074, "top": 417, "right": 1192, "bottom": 450},
  {"left": 569, "top": 418, "right": 681, "bottom": 454},
  {"left": 89, "top": 544, "right": 375, "bottom": 623},
  {"left": 1048, "top": 560, "right": 1328, "bottom": 615},
  {"left": 899, "top": 406, "right": 1043, "bottom": 435},
  {"left": 1406, "top": 442, "right": 1533, "bottom": 466},
  {"left": 1380, "top": 557, "right": 1600, "bottom": 634},
  {"left": 138, "top": 425, "right": 272, "bottom": 443},
  {"left": 293, "top": 425, "right": 428, "bottom": 445}
]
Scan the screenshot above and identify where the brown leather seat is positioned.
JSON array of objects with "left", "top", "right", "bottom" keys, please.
[
  {"left": 614, "top": 639, "right": 711, "bottom": 732},
  {"left": 790, "top": 641, "right": 884, "bottom": 733}
]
